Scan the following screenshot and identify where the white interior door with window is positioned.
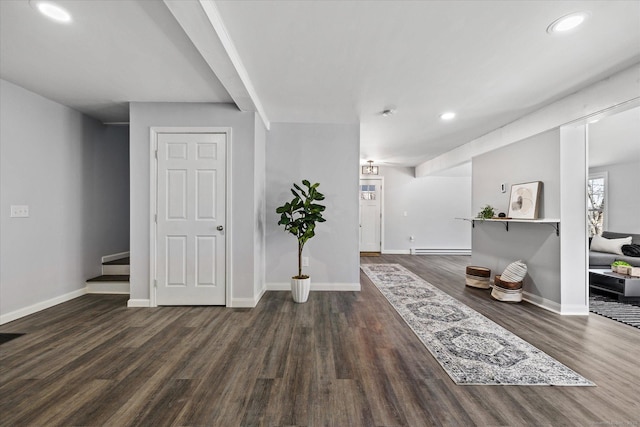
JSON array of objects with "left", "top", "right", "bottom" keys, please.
[
  {"left": 153, "top": 131, "right": 226, "bottom": 305},
  {"left": 360, "top": 178, "right": 382, "bottom": 253}
]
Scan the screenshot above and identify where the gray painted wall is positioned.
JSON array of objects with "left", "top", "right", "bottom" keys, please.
[
  {"left": 129, "top": 102, "right": 261, "bottom": 304},
  {"left": 93, "top": 125, "right": 130, "bottom": 253},
  {"left": 0, "top": 79, "right": 129, "bottom": 317},
  {"left": 590, "top": 161, "right": 640, "bottom": 233},
  {"left": 266, "top": 122, "right": 360, "bottom": 286},
  {"left": 379, "top": 166, "right": 471, "bottom": 252},
  {"left": 471, "top": 129, "right": 561, "bottom": 219},
  {"left": 471, "top": 129, "right": 561, "bottom": 304}
]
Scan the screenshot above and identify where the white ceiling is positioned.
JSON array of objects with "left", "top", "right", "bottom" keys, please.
[
  {"left": 1, "top": 0, "right": 639, "bottom": 166},
  {"left": 0, "top": 0, "right": 232, "bottom": 121},
  {"left": 589, "top": 106, "right": 640, "bottom": 168}
]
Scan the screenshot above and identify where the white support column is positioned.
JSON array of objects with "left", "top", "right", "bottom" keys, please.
[{"left": 559, "top": 124, "right": 589, "bottom": 315}]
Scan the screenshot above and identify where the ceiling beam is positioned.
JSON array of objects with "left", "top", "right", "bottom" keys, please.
[
  {"left": 163, "top": 0, "right": 270, "bottom": 130},
  {"left": 415, "top": 64, "right": 640, "bottom": 177}
]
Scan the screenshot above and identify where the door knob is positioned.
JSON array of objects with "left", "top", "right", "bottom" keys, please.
[{"left": 217, "top": 225, "right": 224, "bottom": 231}]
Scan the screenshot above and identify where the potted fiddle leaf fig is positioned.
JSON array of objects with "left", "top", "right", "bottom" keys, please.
[{"left": 276, "top": 180, "right": 326, "bottom": 303}]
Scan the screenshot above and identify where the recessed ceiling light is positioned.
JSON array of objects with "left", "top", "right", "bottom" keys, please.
[
  {"left": 547, "top": 11, "right": 589, "bottom": 34},
  {"left": 31, "top": 1, "right": 72, "bottom": 23},
  {"left": 440, "top": 112, "right": 456, "bottom": 121}
]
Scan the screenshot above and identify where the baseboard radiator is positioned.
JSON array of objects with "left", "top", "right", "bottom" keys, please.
[{"left": 410, "top": 248, "right": 471, "bottom": 255}]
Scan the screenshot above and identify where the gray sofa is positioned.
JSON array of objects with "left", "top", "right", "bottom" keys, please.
[{"left": 589, "top": 231, "right": 640, "bottom": 268}]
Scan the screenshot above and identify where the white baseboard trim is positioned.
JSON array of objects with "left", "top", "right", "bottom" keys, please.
[
  {"left": 102, "top": 251, "right": 130, "bottom": 263},
  {"left": 0, "top": 288, "right": 86, "bottom": 325},
  {"left": 86, "top": 281, "right": 130, "bottom": 295},
  {"left": 522, "top": 292, "right": 588, "bottom": 315},
  {"left": 267, "top": 282, "right": 289, "bottom": 291},
  {"left": 230, "top": 298, "right": 257, "bottom": 308},
  {"left": 127, "top": 290, "right": 271, "bottom": 308},
  {"left": 559, "top": 304, "right": 590, "bottom": 316},
  {"left": 410, "top": 248, "right": 472, "bottom": 255},
  {"left": 382, "top": 249, "right": 411, "bottom": 255},
  {"left": 229, "top": 286, "right": 266, "bottom": 308},
  {"left": 522, "top": 291, "right": 561, "bottom": 314},
  {"left": 127, "top": 299, "right": 150, "bottom": 307},
  {"left": 255, "top": 286, "right": 266, "bottom": 305},
  {"left": 266, "top": 282, "right": 361, "bottom": 291}
]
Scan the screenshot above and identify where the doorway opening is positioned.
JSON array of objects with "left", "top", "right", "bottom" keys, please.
[{"left": 359, "top": 177, "right": 383, "bottom": 255}]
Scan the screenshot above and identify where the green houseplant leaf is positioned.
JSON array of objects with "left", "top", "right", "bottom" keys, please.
[
  {"left": 477, "top": 204, "right": 496, "bottom": 219},
  {"left": 276, "top": 180, "right": 326, "bottom": 278}
]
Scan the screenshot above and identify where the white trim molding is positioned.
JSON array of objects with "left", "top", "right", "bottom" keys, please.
[
  {"left": 382, "top": 249, "right": 411, "bottom": 255},
  {"left": 560, "top": 124, "right": 590, "bottom": 317},
  {"left": 163, "top": 0, "right": 270, "bottom": 129},
  {"left": 524, "top": 288, "right": 588, "bottom": 315},
  {"left": 149, "top": 127, "right": 232, "bottom": 308},
  {"left": 559, "top": 304, "right": 590, "bottom": 316},
  {"left": 266, "top": 282, "right": 361, "bottom": 292},
  {"left": 86, "top": 282, "right": 130, "bottom": 295},
  {"left": 522, "top": 291, "right": 562, "bottom": 315},
  {"left": 524, "top": 294, "right": 588, "bottom": 316},
  {"left": 416, "top": 64, "right": 640, "bottom": 176},
  {"left": 359, "top": 175, "right": 384, "bottom": 253},
  {"left": 0, "top": 288, "right": 86, "bottom": 325},
  {"left": 101, "top": 251, "right": 130, "bottom": 264},
  {"left": 230, "top": 298, "right": 259, "bottom": 308},
  {"left": 229, "top": 286, "right": 266, "bottom": 308},
  {"left": 127, "top": 299, "right": 151, "bottom": 308},
  {"left": 410, "top": 248, "right": 472, "bottom": 255}
]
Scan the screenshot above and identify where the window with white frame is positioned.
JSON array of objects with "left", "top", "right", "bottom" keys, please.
[
  {"left": 360, "top": 184, "right": 376, "bottom": 200},
  {"left": 587, "top": 172, "right": 607, "bottom": 237}
]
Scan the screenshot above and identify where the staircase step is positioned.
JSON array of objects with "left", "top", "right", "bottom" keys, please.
[
  {"left": 102, "top": 257, "right": 130, "bottom": 275},
  {"left": 87, "top": 275, "right": 129, "bottom": 282},
  {"left": 102, "top": 264, "right": 130, "bottom": 275},
  {"left": 86, "top": 275, "right": 130, "bottom": 294},
  {"left": 103, "top": 257, "right": 130, "bottom": 266}
]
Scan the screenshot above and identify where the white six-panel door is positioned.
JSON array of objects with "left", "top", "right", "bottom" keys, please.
[{"left": 155, "top": 132, "right": 226, "bottom": 305}]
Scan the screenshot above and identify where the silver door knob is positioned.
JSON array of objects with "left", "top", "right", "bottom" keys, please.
[{"left": 217, "top": 225, "right": 224, "bottom": 231}]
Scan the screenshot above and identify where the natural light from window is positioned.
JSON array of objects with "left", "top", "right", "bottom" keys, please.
[{"left": 587, "top": 173, "right": 607, "bottom": 237}]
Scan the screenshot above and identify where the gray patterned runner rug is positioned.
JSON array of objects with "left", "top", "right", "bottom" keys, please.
[{"left": 361, "top": 263, "right": 594, "bottom": 386}]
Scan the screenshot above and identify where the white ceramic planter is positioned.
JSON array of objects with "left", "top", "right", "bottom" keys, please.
[{"left": 291, "top": 277, "right": 311, "bottom": 303}]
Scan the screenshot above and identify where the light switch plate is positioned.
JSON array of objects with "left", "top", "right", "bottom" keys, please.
[{"left": 10, "top": 205, "right": 29, "bottom": 218}]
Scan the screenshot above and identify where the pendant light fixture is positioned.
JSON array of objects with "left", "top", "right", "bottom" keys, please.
[{"left": 362, "top": 160, "right": 379, "bottom": 175}]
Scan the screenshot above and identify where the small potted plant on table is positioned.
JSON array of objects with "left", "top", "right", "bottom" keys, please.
[{"left": 477, "top": 204, "right": 496, "bottom": 219}]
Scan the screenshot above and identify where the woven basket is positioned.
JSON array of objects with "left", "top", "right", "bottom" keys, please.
[
  {"left": 465, "top": 266, "right": 491, "bottom": 289},
  {"left": 493, "top": 274, "right": 523, "bottom": 290},
  {"left": 491, "top": 275, "right": 523, "bottom": 302}
]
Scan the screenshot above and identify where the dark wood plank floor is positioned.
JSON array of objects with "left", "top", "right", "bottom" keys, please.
[{"left": 1, "top": 255, "right": 639, "bottom": 426}]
